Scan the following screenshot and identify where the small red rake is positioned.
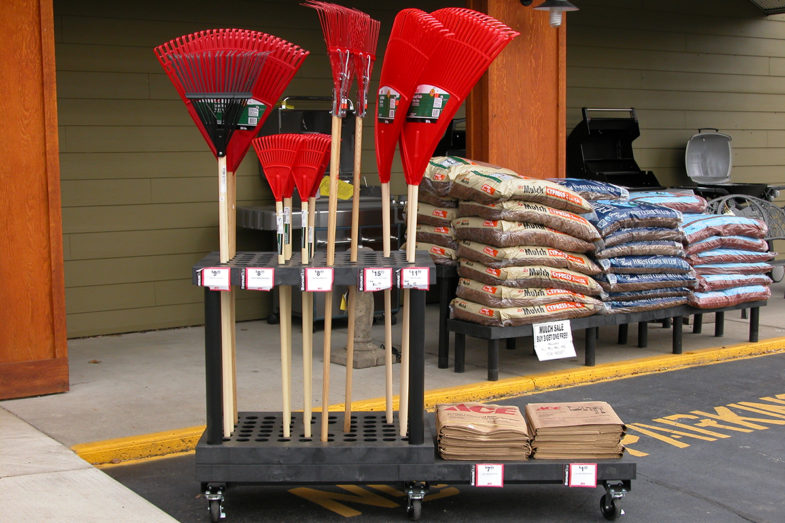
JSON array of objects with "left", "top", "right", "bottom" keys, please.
[
  {"left": 291, "top": 132, "right": 331, "bottom": 438},
  {"left": 253, "top": 133, "right": 305, "bottom": 439},
  {"left": 374, "top": 8, "right": 448, "bottom": 425},
  {"left": 396, "top": 8, "right": 518, "bottom": 437}
]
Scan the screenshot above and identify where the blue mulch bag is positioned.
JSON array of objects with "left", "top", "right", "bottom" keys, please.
[
  {"left": 598, "top": 226, "right": 686, "bottom": 248},
  {"left": 693, "top": 262, "right": 772, "bottom": 275},
  {"left": 681, "top": 213, "right": 767, "bottom": 243},
  {"left": 589, "top": 200, "right": 682, "bottom": 237},
  {"left": 688, "top": 248, "right": 774, "bottom": 265},
  {"left": 628, "top": 191, "right": 707, "bottom": 213},
  {"left": 602, "top": 296, "right": 688, "bottom": 314},
  {"left": 599, "top": 255, "right": 692, "bottom": 274},
  {"left": 686, "top": 235, "right": 769, "bottom": 255},
  {"left": 695, "top": 273, "right": 772, "bottom": 292},
  {"left": 548, "top": 178, "right": 629, "bottom": 201},
  {"left": 608, "top": 287, "right": 690, "bottom": 302},
  {"left": 595, "top": 272, "right": 696, "bottom": 292},
  {"left": 689, "top": 285, "right": 771, "bottom": 309},
  {"left": 596, "top": 240, "right": 685, "bottom": 258}
]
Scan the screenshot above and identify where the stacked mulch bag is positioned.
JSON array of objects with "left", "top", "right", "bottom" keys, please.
[
  {"left": 524, "top": 401, "right": 626, "bottom": 460},
  {"left": 681, "top": 213, "right": 773, "bottom": 308},
  {"left": 446, "top": 165, "right": 608, "bottom": 326},
  {"left": 587, "top": 194, "right": 695, "bottom": 314},
  {"left": 436, "top": 402, "right": 531, "bottom": 461}
]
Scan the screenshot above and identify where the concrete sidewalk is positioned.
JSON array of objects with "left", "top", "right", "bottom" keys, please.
[{"left": 1, "top": 281, "right": 784, "bottom": 519}]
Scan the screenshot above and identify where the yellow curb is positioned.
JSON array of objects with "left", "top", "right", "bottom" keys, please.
[{"left": 73, "top": 336, "right": 785, "bottom": 466}]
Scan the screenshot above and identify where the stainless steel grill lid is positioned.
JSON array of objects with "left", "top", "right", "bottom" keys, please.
[{"left": 685, "top": 128, "right": 732, "bottom": 184}]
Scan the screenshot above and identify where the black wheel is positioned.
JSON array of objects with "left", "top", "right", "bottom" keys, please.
[
  {"left": 407, "top": 499, "right": 422, "bottom": 520},
  {"left": 209, "top": 500, "right": 222, "bottom": 522},
  {"left": 267, "top": 313, "right": 279, "bottom": 325},
  {"left": 600, "top": 494, "right": 619, "bottom": 520}
]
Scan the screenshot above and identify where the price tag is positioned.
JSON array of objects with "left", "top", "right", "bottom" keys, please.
[
  {"left": 532, "top": 320, "right": 576, "bottom": 361},
  {"left": 473, "top": 464, "right": 504, "bottom": 488},
  {"left": 201, "top": 267, "right": 230, "bottom": 291},
  {"left": 567, "top": 463, "right": 597, "bottom": 488},
  {"left": 362, "top": 267, "right": 393, "bottom": 292},
  {"left": 245, "top": 268, "right": 274, "bottom": 291},
  {"left": 304, "top": 267, "right": 334, "bottom": 292},
  {"left": 400, "top": 267, "right": 430, "bottom": 290}
]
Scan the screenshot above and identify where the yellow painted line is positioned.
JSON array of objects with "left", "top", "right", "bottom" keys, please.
[{"left": 73, "top": 336, "right": 785, "bottom": 466}]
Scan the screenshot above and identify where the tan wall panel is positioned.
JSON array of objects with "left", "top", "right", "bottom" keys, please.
[
  {"left": 67, "top": 230, "right": 216, "bottom": 261},
  {"left": 65, "top": 254, "right": 206, "bottom": 286},
  {"left": 62, "top": 179, "right": 151, "bottom": 206}
]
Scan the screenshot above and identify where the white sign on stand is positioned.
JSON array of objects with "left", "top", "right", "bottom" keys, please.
[
  {"left": 245, "top": 268, "right": 274, "bottom": 291},
  {"left": 473, "top": 463, "right": 504, "bottom": 488},
  {"left": 532, "top": 320, "right": 576, "bottom": 361},
  {"left": 567, "top": 463, "right": 597, "bottom": 488},
  {"left": 201, "top": 267, "right": 231, "bottom": 291},
  {"left": 303, "top": 267, "right": 334, "bottom": 292},
  {"left": 400, "top": 267, "right": 430, "bottom": 290},
  {"left": 362, "top": 267, "right": 393, "bottom": 292}
]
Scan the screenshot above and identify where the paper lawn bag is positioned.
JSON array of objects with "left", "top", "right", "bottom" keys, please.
[{"left": 436, "top": 403, "right": 532, "bottom": 461}]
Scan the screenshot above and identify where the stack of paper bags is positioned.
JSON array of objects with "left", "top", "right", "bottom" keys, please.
[
  {"left": 525, "top": 401, "right": 626, "bottom": 459},
  {"left": 436, "top": 402, "right": 531, "bottom": 461}
]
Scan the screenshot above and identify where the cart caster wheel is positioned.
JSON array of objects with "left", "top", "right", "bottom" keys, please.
[
  {"left": 600, "top": 494, "right": 619, "bottom": 520},
  {"left": 209, "top": 500, "right": 222, "bottom": 522},
  {"left": 267, "top": 313, "right": 279, "bottom": 325},
  {"left": 407, "top": 499, "right": 422, "bottom": 520}
]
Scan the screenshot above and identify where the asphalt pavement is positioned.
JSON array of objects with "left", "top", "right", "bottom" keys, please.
[{"left": 104, "top": 352, "right": 785, "bottom": 522}]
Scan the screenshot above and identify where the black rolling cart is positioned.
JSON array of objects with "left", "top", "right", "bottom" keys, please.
[{"left": 192, "top": 250, "right": 636, "bottom": 521}]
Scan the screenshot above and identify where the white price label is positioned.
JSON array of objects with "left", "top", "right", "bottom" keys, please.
[
  {"left": 202, "top": 267, "right": 230, "bottom": 291},
  {"left": 567, "top": 463, "right": 597, "bottom": 488},
  {"left": 276, "top": 214, "right": 284, "bottom": 234},
  {"left": 400, "top": 267, "right": 430, "bottom": 290},
  {"left": 304, "top": 267, "right": 334, "bottom": 292},
  {"left": 533, "top": 320, "right": 576, "bottom": 361},
  {"left": 474, "top": 464, "right": 504, "bottom": 488},
  {"left": 363, "top": 267, "right": 393, "bottom": 292},
  {"left": 245, "top": 268, "right": 274, "bottom": 291}
]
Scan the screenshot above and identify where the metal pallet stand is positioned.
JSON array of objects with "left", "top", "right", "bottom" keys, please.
[{"left": 192, "top": 251, "right": 635, "bottom": 521}]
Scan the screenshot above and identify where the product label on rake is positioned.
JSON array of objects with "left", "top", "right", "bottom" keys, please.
[
  {"left": 400, "top": 267, "right": 430, "bottom": 290},
  {"left": 377, "top": 86, "right": 401, "bottom": 122},
  {"left": 245, "top": 268, "right": 274, "bottom": 291},
  {"left": 201, "top": 267, "right": 230, "bottom": 291},
  {"left": 303, "top": 267, "right": 334, "bottom": 292},
  {"left": 361, "top": 267, "right": 393, "bottom": 292},
  {"left": 193, "top": 99, "right": 265, "bottom": 129},
  {"left": 408, "top": 84, "right": 449, "bottom": 122}
]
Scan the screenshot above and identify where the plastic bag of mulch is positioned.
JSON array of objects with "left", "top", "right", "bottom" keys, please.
[
  {"left": 607, "top": 287, "right": 691, "bottom": 302},
  {"left": 688, "top": 285, "right": 771, "bottom": 309},
  {"left": 595, "top": 272, "right": 696, "bottom": 292},
  {"left": 452, "top": 217, "right": 595, "bottom": 253},
  {"left": 693, "top": 262, "right": 772, "bottom": 275},
  {"left": 685, "top": 235, "right": 769, "bottom": 255},
  {"left": 422, "top": 156, "right": 519, "bottom": 197},
  {"left": 450, "top": 170, "right": 592, "bottom": 214},
  {"left": 458, "top": 260, "right": 605, "bottom": 296},
  {"left": 694, "top": 273, "right": 773, "bottom": 292},
  {"left": 595, "top": 240, "right": 685, "bottom": 259},
  {"left": 418, "top": 190, "right": 459, "bottom": 208},
  {"left": 414, "top": 202, "right": 458, "bottom": 227},
  {"left": 681, "top": 214, "right": 767, "bottom": 244},
  {"left": 688, "top": 248, "right": 775, "bottom": 266},
  {"left": 457, "top": 240, "right": 601, "bottom": 275},
  {"left": 628, "top": 191, "right": 708, "bottom": 213},
  {"left": 402, "top": 241, "right": 457, "bottom": 265},
  {"left": 548, "top": 178, "right": 629, "bottom": 201},
  {"left": 599, "top": 227, "right": 686, "bottom": 248},
  {"left": 450, "top": 296, "right": 602, "bottom": 327},
  {"left": 416, "top": 224, "right": 457, "bottom": 249},
  {"left": 589, "top": 200, "right": 682, "bottom": 237},
  {"left": 455, "top": 277, "right": 604, "bottom": 309},
  {"left": 602, "top": 296, "right": 688, "bottom": 314},
  {"left": 457, "top": 200, "right": 600, "bottom": 241},
  {"left": 598, "top": 255, "right": 693, "bottom": 274}
]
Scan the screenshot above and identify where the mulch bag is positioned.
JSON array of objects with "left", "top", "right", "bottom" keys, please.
[
  {"left": 598, "top": 255, "right": 693, "bottom": 274},
  {"left": 457, "top": 240, "right": 601, "bottom": 275},
  {"left": 452, "top": 217, "right": 595, "bottom": 253},
  {"left": 457, "top": 200, "right": 600, "bottom": 241},
  {"left": 455, "top": 278, "right": 604, "bottom": 309},
  {"left": 595, "top": 240, "right": 685, "bottom": 259},
  {"left": 422, "top": 156, "right": 518, "bottom": 197},
  {"left": 608, "top": 287, "right": 691, "bottom": 302},
  {"left": 458, "top": 260, "right": 605, "bottom": 296},
  {"left": 450, "top": 297, "right": 601, "bottom": 327},
  {"left": 415, "top": 202, "right": 458, "bottom": 227},
  {"left": 688, "top": 248, "right": 774, "bottom": 265},
  {"left": 695, "top": 273, "right": 773, "bottom": 292},
  {"left": 418, "top": 189, "right": 459, "bottom": 208},
  {"left": 416, "top": 224, "right": 457, "bottom": 249},
  {"left": 548, "top": 178, "right": 629, "bottom": 201},
  {"left": 688, "top": 285, "right": 771, "bottom": 309},
  {"left": 628, "top": 191, "right": 708, "bottom": 213},
  {"left": 599, "top": 227, "right": 686, "bottom": 248},
  {"left": 450, "top": 170, "right": 592, "bottom": 214},
  {"left": 589, "top": 200, "right": 682, "bottom": 237},
  {"left": 682, "top": 214, "right": 767, "bottom": 244},
  {"left": 685, "top": 235, "right": 769, "bottom": 255},
  {"left": 595, "top": 272, "right": 696, "bottom": 292},
  {"left": 602, "top": 296, "right": 688, "bottom": 314},
  {"left": 693, "top": 262, "right": 773, "bottom": 275},
  {"left": 404, "top": 241, "right": 457, "bottom": 265}
]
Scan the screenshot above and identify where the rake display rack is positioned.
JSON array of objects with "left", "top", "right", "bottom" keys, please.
[{"left": 191, "top": 250, "right": 636, "bottom": 521}]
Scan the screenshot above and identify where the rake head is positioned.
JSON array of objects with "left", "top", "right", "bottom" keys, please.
[
  {"left": 352, "top": 12, "right": 380, "bottom": 118},
  {"left": 252, "top": 133, "right": 305, "bottom": 201},
  {"left": 292, "top": 133, "right": 332, "bottom": 200}
]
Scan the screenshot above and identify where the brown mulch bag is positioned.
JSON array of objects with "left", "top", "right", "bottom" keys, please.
[
  {"left": 458, "top": 200, "right": 600, "bottom": 242},
  {"left": 418, "top": 189, "right": 459, "bottom": 208},
  {"left": 450, "top": 297, "right": 601, "bottom": 327},
  {"left": 457, "top": 240, "right": 602, "bottom": 275},
  {"left": 403, "top": 241, "right": 457, "bottom": 265},
  {"left": 450, "top": 170, "right": 592, "bottom": 214},
  {"left": 415, "top": 202, "right": 457, "bottom": 227},
  {"left": 436, "top": 403, "right": 531, "bottom": 461},
  {"left": 422, "top": 156, "right": 519, "bottom": 197},
  {"left": 456, "top": 278, "right": 604, "bottom": 309},
  {"left": 452, "top": 217, "right": 595, "bottom": 253},
  {"left": 458, "top": 260, "right": 604, "bottom": 296},
  {"left": 595, "top": 241, "right": 686, "bottom": 259},
  {"left": 416, "top": 224, "right": 457, "bottom": 249}
]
